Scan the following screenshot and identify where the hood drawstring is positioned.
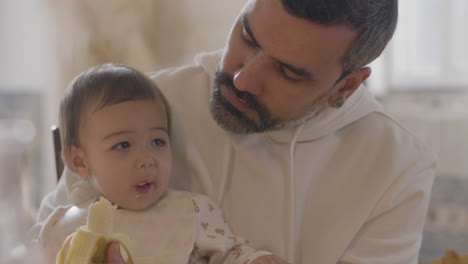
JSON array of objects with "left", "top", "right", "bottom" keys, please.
[
  {"left": 215, "top": 122, "right": 302, "bottom": 263},
  {"left": 217, "top": 134, "right": 234, "bottom": 207},
  {"left": 287, "top": 124, "right": 305, "bottom": 263}
]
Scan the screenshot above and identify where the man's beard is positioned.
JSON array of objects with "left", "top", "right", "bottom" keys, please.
[{"left": 210, "top": 69, "right": 329, "bottom": 134}]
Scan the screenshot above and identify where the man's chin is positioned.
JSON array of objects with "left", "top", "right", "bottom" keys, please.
[
  {"left": 209, "top": 103, "right": 295, "bottom": 135},
  {"left": 210, "top": 103, "right": 255, "bottom": 134},
  {"left": 210, "top": 101, "right": 323, "bottom": 135},
  {"left": 209, "top": 98, "right": 260, "bottom": 134},
  {"left": 209, "top": 86, "right": 296, "bottom": 134}
]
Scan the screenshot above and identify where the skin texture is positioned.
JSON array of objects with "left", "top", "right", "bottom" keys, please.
[
  {"left": 66, "top": 99, "right": 172, "bottom": 211},
  {"left": 210, "top": 0, "right": 370, "bottom": 134}
]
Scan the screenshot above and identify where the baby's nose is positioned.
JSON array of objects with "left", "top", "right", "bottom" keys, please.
[{"left": 136, "top": 152, "right": 156, "bottom": 168}]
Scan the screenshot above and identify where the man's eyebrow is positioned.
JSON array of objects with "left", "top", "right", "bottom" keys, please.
[
  {"left": 242, "top": 14, "right": 314, "bottom": 80},
  {"left": 273, "top": 58, "right": 314, "bottom": 79}
]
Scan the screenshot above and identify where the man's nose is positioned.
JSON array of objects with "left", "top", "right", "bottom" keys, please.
[{"left": 233, "top": 51, "right": 267, "bottom": 95}]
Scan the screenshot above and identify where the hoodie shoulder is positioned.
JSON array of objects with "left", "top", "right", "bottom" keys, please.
[
  {"left": 148, "top": 49, "right": 222, "bottom": 88},
  {"left": 346, "top": 111, "right": 437, "bottom": 163}
]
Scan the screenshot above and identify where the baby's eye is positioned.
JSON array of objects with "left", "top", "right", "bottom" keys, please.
[
  {"left": 112, "top": 141, "right": 131, "bottom": 150},
  {"left": 152, "top": 138, "right": 166, "bottom": 147}
]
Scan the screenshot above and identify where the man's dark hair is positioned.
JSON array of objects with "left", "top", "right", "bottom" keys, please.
[{"left": 281, "top": 0, "right": 398, "bottom": 79}]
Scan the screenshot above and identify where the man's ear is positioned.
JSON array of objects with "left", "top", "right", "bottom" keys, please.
[
  {"left": 63, "top": 145, "right": 89, "bottom": 178},
  {"left": 328, "top": 67, "right": 371, "bottom": 108}
]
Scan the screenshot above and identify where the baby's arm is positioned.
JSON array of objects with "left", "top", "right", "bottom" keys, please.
[
  {"left": 190, "top": 194, "right": 288, "bottom": 264},
  {"left": 32, "top": 205, "right": 76, "bottom": 263}
]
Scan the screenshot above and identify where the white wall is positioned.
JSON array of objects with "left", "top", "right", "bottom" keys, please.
[
  {"left": 148, "top": 0, "right": 248, "bottom": 69},
  {"left": 0, "top": 0, "right": 57, "bottom": 208},
  {"left": 0, "top": 0, "right": 54, "bottom": 91}
]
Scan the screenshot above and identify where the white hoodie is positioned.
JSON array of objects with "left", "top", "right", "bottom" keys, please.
[{"left": 34, "top": 50, "right": 436, "bottom": 264}]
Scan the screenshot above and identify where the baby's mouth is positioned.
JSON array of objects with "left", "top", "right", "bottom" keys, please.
[{"left": 135, "top": 181, "right": 153, "bottom": 194}]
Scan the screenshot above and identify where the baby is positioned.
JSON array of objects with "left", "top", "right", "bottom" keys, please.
[{"left": 33, "top": 64, "right": 288, "bottom": 264}]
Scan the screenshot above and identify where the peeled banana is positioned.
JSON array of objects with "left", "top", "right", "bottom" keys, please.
[
  {"left": 56, "top": 197, "right": 133, "bottom": 264},
  {"left": 427, "top": 250, "right": 468, "bottom": 264}
]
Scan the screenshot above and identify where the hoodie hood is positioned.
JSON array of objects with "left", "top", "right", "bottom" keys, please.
[
  {"left": 194, "top": 49, "right": 384, "bottom": 144},
  {"left": 195, "top": 49, "right": 222, "bottom": 80},
  {"left": 267, "top": 84, "right": 384, "bottom": 143}
]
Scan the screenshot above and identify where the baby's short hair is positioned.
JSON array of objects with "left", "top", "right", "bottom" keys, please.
[{"left": 59, "top": 63, "right": 169, "bottom": 149}]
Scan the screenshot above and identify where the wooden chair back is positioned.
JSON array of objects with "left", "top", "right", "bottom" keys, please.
[{"left": 51, "top": 126, "right": 64, "bottom": 181}]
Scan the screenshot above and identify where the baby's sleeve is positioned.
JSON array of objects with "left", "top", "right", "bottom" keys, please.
[
  {"left": 32, "top": 205, "right": 72, "bottom": 263},
  {"left": 189, "top": 194, "right": 271, "bottom": 264}
]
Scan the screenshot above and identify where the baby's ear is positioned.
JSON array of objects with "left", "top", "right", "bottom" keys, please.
[{"left": 63, "top": 145, "right": 89, "bottom": 178}]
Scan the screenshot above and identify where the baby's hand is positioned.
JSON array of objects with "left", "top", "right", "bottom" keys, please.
[{"left": 251, "top": 254, "right": 290, "bottom": 264}]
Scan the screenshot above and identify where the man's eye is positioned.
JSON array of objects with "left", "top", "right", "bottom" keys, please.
[
  {"left": 112, "top": 141, "right": 131, "bottom": 150},
  {"left": 280, "top": 67, "right": 303, "bottom": 82},
  {"left": 242, "top": 28, "right": 255, "bottom": 46},
  {"left": 152, "top": 139, "right": 166, "bottom": 147}
]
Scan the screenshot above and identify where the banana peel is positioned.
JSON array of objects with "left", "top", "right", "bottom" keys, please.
[
  {"left": 427, "top": 250, "right": 468, "bottom": 264},
  {"left": 56, "top": 197, "right": 134, "bottom": 264}
]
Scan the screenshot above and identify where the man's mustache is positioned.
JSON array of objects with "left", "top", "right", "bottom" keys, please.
[{"left": 214, "top": 71, "right": 261, "bottom": 110}]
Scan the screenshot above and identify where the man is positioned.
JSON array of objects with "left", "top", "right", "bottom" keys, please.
[{"left": 37, "top": 0, "right": 436, "bottom": 263}]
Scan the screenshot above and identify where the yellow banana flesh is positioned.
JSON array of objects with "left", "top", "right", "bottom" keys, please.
[{"left": 56, "top": 197, "right": 133, "bottom": 264}]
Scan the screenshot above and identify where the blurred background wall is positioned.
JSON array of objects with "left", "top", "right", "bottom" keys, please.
[
  {"left": 0, "top": 0, "right": 248, "bottom": 207},
  {"left": 1, "top": 0, "right": 467, "bottom": 263}
]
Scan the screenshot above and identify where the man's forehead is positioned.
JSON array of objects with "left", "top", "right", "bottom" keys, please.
[{"left": 241, "top": 0, "right": 357, "bottom": 78}]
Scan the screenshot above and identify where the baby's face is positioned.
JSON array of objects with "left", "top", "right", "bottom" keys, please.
[{"left": 79, "top": 99, "right": 171, "bottom": 210}]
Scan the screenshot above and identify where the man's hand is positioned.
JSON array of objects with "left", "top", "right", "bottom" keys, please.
[
  {"left": 251, "top": 255, "right": 290, "bottom": 264},
  {"left": 105, "top": 242, "right": 126, "bottom": 264}
]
